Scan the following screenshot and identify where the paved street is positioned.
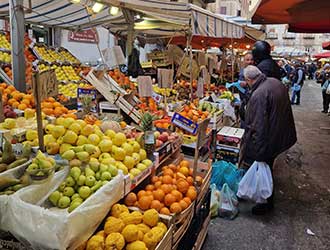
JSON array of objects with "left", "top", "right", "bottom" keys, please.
[{"left": 203, "top": 80, "right": 330, "bottom": 250}]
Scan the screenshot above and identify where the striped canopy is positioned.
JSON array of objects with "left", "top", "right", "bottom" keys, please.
[
  {"left": 0, "top": 0, "right": 244, "bottom": 39},
  {"left": 0, "top": 0, "right": 118, "bottom": 29}
]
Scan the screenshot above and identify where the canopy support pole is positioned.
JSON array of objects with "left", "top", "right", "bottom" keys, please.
[
  {"left": 123, "top": 9, "right": 135, "bottom": 57},
  {"left": 9, "top": 0, "right": 26, "bottom": 92},
  {"left": 186, "top": 32, "right": 193, "bottom": 102}
]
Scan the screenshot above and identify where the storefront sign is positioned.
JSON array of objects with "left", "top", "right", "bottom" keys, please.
[
  {"left": 68, "top": 29, "right": 99, "bottom": 44},
  {"left": 171, "top": 112, "right": 198, "bottom": 135}
]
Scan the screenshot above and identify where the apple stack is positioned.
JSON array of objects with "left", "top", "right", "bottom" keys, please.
[{"left": 44, "top": 117, "right": 154, "bottom": 212}]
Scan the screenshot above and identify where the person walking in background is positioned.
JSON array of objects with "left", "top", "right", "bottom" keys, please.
[
  {"left": 277, "top": 60, "right": 287, "bottom": 79},
  {"left": 239, "top": 66, "right": 297, "bottom": 215},
  {"left": 321, "top": 72, "right": 330, "bottom": 115},
  {"left": 238, "top": 52, "right": 254, "bottom": 128},
  {"left": 291, "top": 62, "right": 305, "bottom": 105},
  {"left": 252, "top": 41, "right": 281, "bottom": 80}
]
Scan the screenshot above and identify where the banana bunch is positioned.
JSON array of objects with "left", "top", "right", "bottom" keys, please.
[{"left": 153, "top": 86, "right": 177, "bottom": 97}]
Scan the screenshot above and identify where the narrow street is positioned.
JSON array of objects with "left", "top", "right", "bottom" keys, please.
[{"left": 203, "top": 80, "right": 330, "bottom": 250}]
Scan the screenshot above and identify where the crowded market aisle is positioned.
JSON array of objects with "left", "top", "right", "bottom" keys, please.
[{"left": 202, "top": 80, "right": 330, "bottom": 250}]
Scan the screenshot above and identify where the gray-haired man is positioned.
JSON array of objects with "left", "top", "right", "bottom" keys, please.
[{"left": 239, "top": 66, "right": 297, "bottom": 215}]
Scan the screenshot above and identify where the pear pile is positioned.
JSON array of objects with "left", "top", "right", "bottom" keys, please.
[
  {"left": 45, "top": 117, "right": 154, "bottom": 212},
  {"left": 26, "top": 150, "right": 56, "bottom": 179}
]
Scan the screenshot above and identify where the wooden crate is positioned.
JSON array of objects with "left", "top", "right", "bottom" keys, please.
[
  {"left": 128, "top": 207, "right": 173, "bottom": 250},
  {"left": 192, "top": 212, "right": 211, "bottom": 250},
  {"left": 172, "top": 201, "right": 195, "bottom": 249}
]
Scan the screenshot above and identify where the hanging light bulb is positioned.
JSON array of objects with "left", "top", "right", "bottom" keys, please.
[
  {"left": 70, "top": 0, "right": 81, "bottom": 3},
  {"left": 109, "top": 6, "right": 120, "bottom": 16},
  {"left": 92, "top": 2, "right": 104, "bottom": 13}
]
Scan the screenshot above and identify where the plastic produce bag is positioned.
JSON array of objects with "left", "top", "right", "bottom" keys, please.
[
  {"left": 219, "top": 183, "right": 238, "bottom": 219},
  {"left": 237, "top": 161, "right": 273, "bottom": 203},
  {"left": 4, "top": 169, "right": 124, "bottom": 250},
  {"left": 211, "top": 160, "right": 245, "bottom": 194},
  {"left": 210, "top": 184, "right": 221, "bottom": 217}
]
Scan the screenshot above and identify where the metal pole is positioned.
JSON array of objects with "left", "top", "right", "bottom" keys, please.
[{"left": 9, "top": 0, "right": 26, "bottom": 92}]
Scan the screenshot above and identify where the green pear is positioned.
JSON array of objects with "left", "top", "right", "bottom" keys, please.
[
  {"left": 49, "top": 191, "right": 61, "bottom": 206},
  {"left": 108, "top": 165, "right": 118, "bottom": 177},
  {"left": 78, "top": 186, "right": 91, "bottom": 199},
  {"left": 77, "top": 175, "right": 86, "bottom": 186},
  {"left": 58, "top": 196, "right": 71, "bottom": 208},
  {"left": 101, "top": 171, "right": 111, "bottom": 181},
  {"left": 27, "top": 163, "right": 39, "bottom": 172},
  {"left": 142, "top": 159, "right": 152, "bottom": 167},
  {"left": 76, "top": 135, "right": 88, "bottom": 146},
  {"left": 38, "top": 159, "right": 52, "bottom": 169},
  {"left": 89, "top": 158, "right": 100, "bottom": 172},
  {"left": 70, "top": 167, "right": 81, "bottom": 181},
  {"left": 62, "top": 150, "right": 75, "bottom": 161},
  {"left": 85, "top": 167, "right": 95, "bottom": 177},
  {"left": 95, "top": 172, "right": 101, "bottom": 180},
  {"left": 99, "top": 164, "right": 108, "bottom": 173},
  {"left": 73, "top": 146, "right": 84, "bottom": 153},
  {"left": 58, "top": 182, "right": 66, "bottom": 192},
  {"left": 63, "top": 187, "right": 75, "bottom": 197},
  {"left": 68, "top": 199, "right": 82, "bottom": 213},
  {"left": 83, "top": 144, "right": 97, "bottom": 154},
  {"left": 71, "top": 193, "right": 81, "bottom": 201},
  {"left": 65, "top": 176, "right": 75, "bottom": 187},
  {"left": 36, "top": 150, "right": 47, "bottom": 160},
  {"left": 76, "top": 152, "right": 90, "bottom": 162},
  {"left": 136, "top": 163, "right": 147, "bottom": 171},
  {"left": 85, "top": 175, "right": 96, "bottom": 187}
]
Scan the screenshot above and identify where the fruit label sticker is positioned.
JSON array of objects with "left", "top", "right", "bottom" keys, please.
[
  {"left": 171, "top": 112, "right": 198, "bottom": 135},
  {"left": 152, "top": 92, "right": 163, "bottom": 104},
  {"left": 77, "top": 88, "right": 97, "bottom": 113}
]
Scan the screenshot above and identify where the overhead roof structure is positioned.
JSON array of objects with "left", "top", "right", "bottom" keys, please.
[
  {"left": 1, "top": 0, "right": 244, "bottom": 39},
  {"left": 0, "top": 0, "right": 120, "bottom": 29},
  {"left": 251, "top": 0, "right": 330, "bottom": 33},
  {"left": 101, "top": 0, "right": 244, "bottom": 39}
]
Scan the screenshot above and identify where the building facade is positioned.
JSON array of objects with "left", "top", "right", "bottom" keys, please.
[{"left": 266, "top": 25, "right": 330, "bottom": 55}]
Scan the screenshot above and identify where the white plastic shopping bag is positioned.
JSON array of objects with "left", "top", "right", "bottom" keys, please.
[
  {"left": 5, "top": 169, "right": 124, "bottom": 250},
  {"left": 237, "top": 161, "right": 273, "bottom": 203}
]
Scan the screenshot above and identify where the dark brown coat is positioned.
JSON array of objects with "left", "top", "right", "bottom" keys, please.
[{"left": 240, "top": 74, "right": 297, "bottom": 166}]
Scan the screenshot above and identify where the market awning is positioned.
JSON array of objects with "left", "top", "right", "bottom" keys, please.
[
  {"left": 322, "top": 41, "right": 330, "bottom": 51},
  {"left": 251, "top": 0, "right": 330, "bottom": 33},
  {"left": 313, "top": 52, "right": 330, "bottom": 59},
  {"left": 101, "top": 0, "right": 244, "bottom": 39},
  {"left": 0, "top": 0, "right": 123, "bottom": 29}
]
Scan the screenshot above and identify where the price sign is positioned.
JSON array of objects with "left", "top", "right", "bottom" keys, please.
[
  {"left": 171, "top": 112, "right": 199, "bottom": 135},
  {"left": 32, "top": 70, "right": 58, "bottom": 100},
  {"left": 157, "top": 69, "right": 173, "bottom": 88},
  {"left": 137, "top": 76, "right": 153, "bottom": 97}
]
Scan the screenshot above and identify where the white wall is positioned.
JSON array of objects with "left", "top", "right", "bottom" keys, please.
[{"left": 60, "top": 27, "right": 115, "bottom": 63}]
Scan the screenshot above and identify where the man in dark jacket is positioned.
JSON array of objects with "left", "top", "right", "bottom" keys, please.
[
  {"left": 252, "top": 41, "right": 281, "bottom": 80},
  {"left": 239, "top": 66, "right": 297, "bottom": 215},
  {"left": 291, "top": 62, "right": 305, "bottom": 105}
]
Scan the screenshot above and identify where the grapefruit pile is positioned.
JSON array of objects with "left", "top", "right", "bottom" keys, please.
[{"left": 125, "top": 160, "right": 203, "bottom": 215}]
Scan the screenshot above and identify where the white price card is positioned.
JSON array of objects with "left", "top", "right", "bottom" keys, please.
[{"left": 137, "top": 76, "right": 153, "bottom": 97}]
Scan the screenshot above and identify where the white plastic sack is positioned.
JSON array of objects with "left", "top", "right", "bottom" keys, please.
[
  {"left": 5, "top": 170, "right": 124, "bottom": 250},
  {"left": 219, "top": 183, "right": 238, "bottom": 219},
  {"left": 0, "top": 159, "right": 31, "bottom": 230},
  {"left": 1, "top": 166, "right": 69, "bottom": 232},
  {"left": 237, "top": 161, "right": 273, "bottom": 203}
]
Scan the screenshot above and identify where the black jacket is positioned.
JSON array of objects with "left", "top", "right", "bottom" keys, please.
[
  {"left": 257, "top": 58, "right": 282, "bottom": 80},
  {"left": 240, "top": 74, "right": 297, "bottom": 165}
]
